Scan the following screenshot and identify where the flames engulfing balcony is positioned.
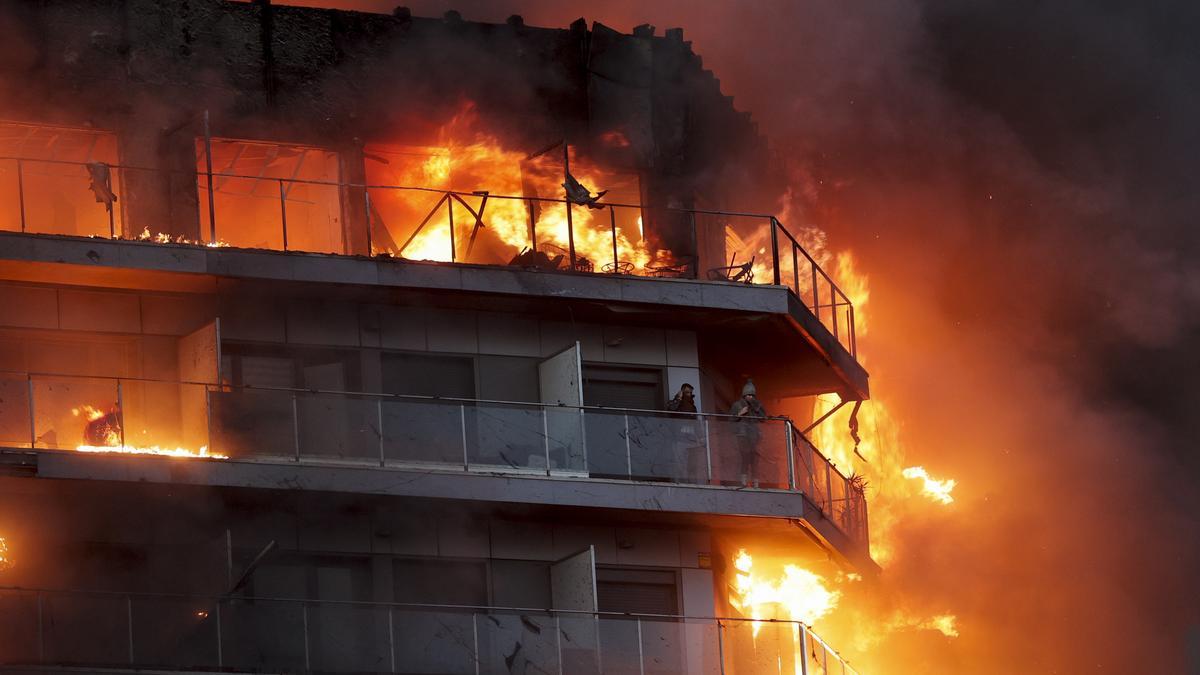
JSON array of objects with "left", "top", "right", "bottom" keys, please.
[
  {"left": 0, "top": 371, "right": 868, "bottom": 547},
  {"left": 0, "top": 586, "right": 859, "bottom": 675},
  {"left": 0, "top": 120, "right": 858, "bottom": 358}
]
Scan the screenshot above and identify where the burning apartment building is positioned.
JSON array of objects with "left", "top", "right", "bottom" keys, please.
[{"left": 0, "top": 1, "right": 871, "bottom": 672}]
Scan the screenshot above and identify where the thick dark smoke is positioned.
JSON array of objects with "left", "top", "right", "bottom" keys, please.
[{"left": 294, "top": 1, "right": 1200, "bottom": 671}]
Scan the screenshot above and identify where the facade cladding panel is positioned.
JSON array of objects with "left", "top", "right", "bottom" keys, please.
[{"left": 0, "top": 2, "right": 871, "bottom": 674}]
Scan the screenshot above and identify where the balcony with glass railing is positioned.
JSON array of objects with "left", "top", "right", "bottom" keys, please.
[
  {"left": 0, "top": 147, "right": 857, "bottom": 358},
  {"left": 0, "top": 371, "right": 868, "bottom": 549},
  {"left": 0, "top": 586, "right": 860, "bottom": 675}
]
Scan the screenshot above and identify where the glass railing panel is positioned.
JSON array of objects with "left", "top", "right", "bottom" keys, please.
[
  {"left": 583, "top": 410, "right": 633, "bottom": 479},
  {"left": 306, "top": 603, "right": 391, "bottom": 673},
  {"left": 805, "top": 629, "right": 833, "bottom": 675},
  {"left": 597, "top": 616, "right": 643, "bottom": 675},
  {"left": 41, "top": 592, "right": 129, "bottom": 666},
  {"left": 217, "top": 598, "right": 307, "bottom": 672},
  {"left": 296, "top": 392, "right": 381, "bottom": 464},
  {"left": 721, "top": 619, "right": 800, "bottom": 674},
  {"left": 129, "top": 596, "right": 219, "bottom": 669},
  {"left": 0, "top": 589, "right": 40, "bottom": 664},
  {"left": 639, "top": 619, "right": 689, "bottom": 675},
  {"left": 390, "top": 608, "right": 477, "bottom": 674},
  {"left": 118, "top": 380, "right": 204, "bottom": 452},
  {"left": 706, "top": 417, "right": 790, "bottom": 488},
  {"left": 466, "top": 402, "right": 552, "bottom": 473},
  {"left": 31, "top": 375, "right": 119, "bottom": 450},
  {"left": 545, "top": 405, "right": 587, "bottom": 474},
  {"left": 20, "top": 159, "right": 121, "bottom": 238},
  {"left": 382, "top": 398, "right": 464, "bottom": 467},
  {"left": 0, "top": 374, "right": 31, "bottom": 447},
  {"left": 829, "top": 471, "right": 849, "bottom": 531},
  {"left": 626, "top": 413, "right": 707, "bottom": 483},
  {"left": 281, "top": 178, "right": 344, "bottom": 255},
  {"left": 558, "top": 613, "right": 602, "bottom": 674},
  {"left": 208, "top": 388, "right": 296, "bottom": 460},
  {"left": 476, "top": 611, "right": 560, "bottom": 675},
  {"left": 0, "top": 159, "right": 20, "bottom": 232}
]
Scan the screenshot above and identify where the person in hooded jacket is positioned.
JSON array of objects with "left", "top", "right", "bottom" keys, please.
[{"left": 729, "top": 379, "right": 767, "bottom": 487}]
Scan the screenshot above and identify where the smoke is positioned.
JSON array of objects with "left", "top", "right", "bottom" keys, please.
[{"left": 243, "top": 0, "right": 1200, "bottom": 669}]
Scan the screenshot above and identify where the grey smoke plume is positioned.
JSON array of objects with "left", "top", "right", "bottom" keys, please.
[{"left": 291, "top": 0, "right": 1200, "bottom": 670}]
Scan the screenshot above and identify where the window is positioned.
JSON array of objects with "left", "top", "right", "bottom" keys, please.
[
  {"left": 490, "top": 559, "right": 552, "bottom": 609},
  {"left": 596, "top": 567, "right": 680, "bottom": 616},
  {"left": 382, "top": 352, "right": 475, "bottom": 398},
  {"left": 394, "top": 558, "right": 488, "bottom": 606},
  {"left": 0, "top": 121, "right": 122, "bottom": 237},
  {"left": 583, "top": 365, "right": 664, "bottom": 410},
  {"left": 196, "top": 138, "right": 343, "bottom": 253}
]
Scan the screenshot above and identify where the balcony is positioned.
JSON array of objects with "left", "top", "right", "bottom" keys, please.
[
  {"left": 0, "top": 371, "right": 868, "bottom": 554},
  {"left": 0, "top": 586, "right": 860, "bottom": 675},
  {"left": 0, "top": 150, "right": 858, "bottom": 359}
]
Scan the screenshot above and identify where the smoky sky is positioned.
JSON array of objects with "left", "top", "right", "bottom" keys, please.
[{"left": 288, "top": 0, "right": 1200, "bottom": 670}]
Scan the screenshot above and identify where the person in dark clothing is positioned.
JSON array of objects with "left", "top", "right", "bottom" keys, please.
[
  {"left": 667, "top": 383, "right": 697, "bottom": 413},
  {"left": 729, "top": 379, "right": 767, "bottom": 487}
]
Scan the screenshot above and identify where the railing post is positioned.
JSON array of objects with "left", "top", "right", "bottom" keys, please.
[
  {"left": 388, "top": 607, "right": 396, "bottom": 673},
  {"left": 770, "top": 218, "right": 781, "bottom": 285},
  {"left": 278, "top": 179, "right": 289, "bottom": 251},
  {"left": 849, "top": 305, "right": 857, "bottom": 357},
  {"left": 825, "top": 462, "right": 834, "bottom": 513},
  {"left": 715, "top": 620, "right": 725, "bottom": 675},
  {"left": 527, "top": 200, "right": 538, "bottom": 253},
  {"left": 16, "top": 159, "right": 27, "bottom": 232},
  {"left": 811, "top": 263, "right": 820, "bottom": 317},
  {"left": 127, "top": 594, "right": 135, "bottom": 663},
  {"left": 555, "top": 615, "right": 564, "bottom": 675},
  {"left": 792, "top": 244, "right": 800, "bottom": 294},
  {"left": 205, "top": 387, "right": 215, "bottom": 457},
  {"left": 302, "top": 603, "right": 310, "bottom": 671},
  {"left": 798, "top": 624, "right": 809, "bottom": 675},
  {"left": 448, "top": 196, "right": 456, "bottom": 262},
  {"left": 563, "top": 143, "right": 577, "bottom": 270},
  {"left": 292, "top": 393, "right": 301, "bottom": 461},
  {"left": 461, "top": 404, "right": 470, "bottom": 471},
  {"left": 609, "top": 206, "right": 619, "bottom": 273},
  {"left": 831, "top": 288, "right": 840, "bottom": 339},
  {"left": 116, "top": 379, "right": 125, "bottom": 448},
  {"left": 377, "top": 398, "right": 385, "bottom": 467},
  {"left": 785, "top": 420, "right": 796, "bottom": 491},
  {"left": 472, "top": 613, "right": 481, "bottom": 675},
  {"left": 636, "top": 617, "right": 645, "bottom": 675},
  {"left": 27, "top": 374, "right": 35, "bottom": 448},
  {"left": 624, "top": 413, "right": 633, "bottom": 479},
  {"left": 364, "top": 189, "right": 374, "bottom": 256},
  {"left": 703, "top": 416, "right": 713, "bottom": 484},
  {"left": 215, "top": 600, "right": 223, "bottom": 668},
  {"left": 203, "top": 110, "right": 217, "bottom": 244},
  {"left": 543, "top": 407, "right": 552, "bottom": 476}
]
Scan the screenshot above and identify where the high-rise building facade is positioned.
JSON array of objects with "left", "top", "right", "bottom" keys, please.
[{"left": 0, "top": 3, "right": 871, "bottom": 673}]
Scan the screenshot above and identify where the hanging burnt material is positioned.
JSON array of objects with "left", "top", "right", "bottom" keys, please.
[{"left": 86, "top": 162, "right": 118, "bottom": 212}]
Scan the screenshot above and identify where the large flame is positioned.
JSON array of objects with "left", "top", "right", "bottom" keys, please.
[
  {"left": 0, "top": 537, "right": 10, "bottom": 571},
  {"left": 729, "top": 549, "right": 841, "bottom": 633},
  {"left": 71, "top": 403, "right": 226, "bottom": 460},
  {"left": 901, "top": 466, "right": 956, "bottom": 505},
  {"left": 371, "top": 103, "right": 671, "bottom": 273}
]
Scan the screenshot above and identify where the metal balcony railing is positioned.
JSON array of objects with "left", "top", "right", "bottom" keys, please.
[
  {"left": 0, "top": 586, "right": 861, "bottom": 675},
  {"left": 0, "top": 371, "right": 868, "bottom": 546},
  {"left": 0, "top": 154, "right": 857, "bottom": 357}
]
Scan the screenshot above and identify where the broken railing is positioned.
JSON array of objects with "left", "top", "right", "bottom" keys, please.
[
  {"left": 0, "top": 155, "right": 857, "bottom": 356},
  {"left": 0, "top": 371, "right": 868, "bottom": 546},
  {"left": 0, "top": 586, "right": 860, "bottom": 675}
]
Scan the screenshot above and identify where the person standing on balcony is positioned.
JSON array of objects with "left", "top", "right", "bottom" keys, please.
[
  {"left": 730, "top": 379, "right": 767, "bottom": 487},
  {"left": 667, "top": 383, "right": 704, "bottom": 483}
]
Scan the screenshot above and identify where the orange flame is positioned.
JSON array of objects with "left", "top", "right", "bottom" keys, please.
[
  {"left": 72, "top": 403, "right": 226, "bottom": 460},
  {"left": 901, "top": 467, "right": 956, "bottom": 504},
  {"left": 0, "top": 537, "right": 10, "bottom": 571},
  {"left": 730, "top": 549, "right": 841, "bottom": 634}
]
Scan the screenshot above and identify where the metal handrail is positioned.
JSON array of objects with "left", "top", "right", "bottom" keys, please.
[
  {"left": 0, "top": 585, "right": 860, "bottom": 674},
  {"left": 0, "top": 153, "right": 857, "bottom": 356}
]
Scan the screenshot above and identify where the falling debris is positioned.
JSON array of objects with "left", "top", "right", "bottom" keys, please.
[{"left": 562, "top": 171, "right": 607, "bottom": 209}]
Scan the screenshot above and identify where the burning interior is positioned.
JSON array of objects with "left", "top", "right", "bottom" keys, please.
[{"left": 0, "top": 3, "right": 903, "bottom": 674}]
